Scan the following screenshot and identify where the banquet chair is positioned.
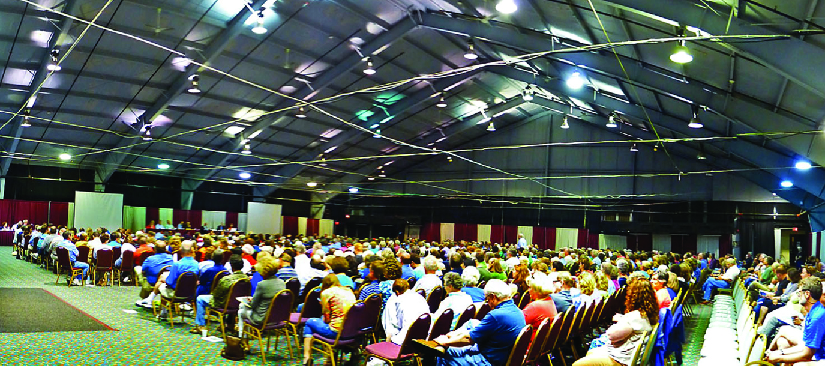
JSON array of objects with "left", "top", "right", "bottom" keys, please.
[
  {"left": 428, "top": 308, "right": 454, "bottom": 341},
  {"left": 310, "top": 302, "right": 372, "bottom": 366},
  {"left": 55, "top": 247, "right": 84, "bottom": 287},
  {"left": 158, "top": 271, "right": 198, "bottom": 326},
  {"left": 289, "top": 286, "right": 322, "bottom": 346},
  {"left": 504, "top": 324, "right": 533, "bottom": 366},
  {"left": 363, "top": 313, "right": 431, "bottom": 366},
  {"left": 93, "top": 249, "right": 115, "bottom": 286},
  {"left": 115, "top": 249, "right": 134, "bottom": 286},
  {"left": 242, "top": 289, "right": 295, "bottom": 363},
  {"left": 207, "top": 279, "right": 251, "bottom": 340},
  {"left": 454, "top": 305, "right": 476, "bottom": 330}
]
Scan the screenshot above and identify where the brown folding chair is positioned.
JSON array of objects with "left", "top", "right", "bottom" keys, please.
[
  {"left": 210, "top": 270, "right": 230, "bottom": 293},
  {"left": 311, "top": 302, "right": 373, "bottom": 366},
  {"left": 475, "top": 303, "right": 492, "bottom": 320},
  {"left": 158, "top": 271, "right": 198, "bottom": 326},
  {"left": 55, "top": 247, "right": 84, "bottom": 287},
  {"left": 285, "top": 278, "right": 301, "bottom": 309},
  {"left": 76, "top": 246, "right": 90, "bottom": 264},
  {"left": 363, "top": 313, "right": 431, "bottom": 366},
  {"left": 359, "top": 293, "right": 383, "bottom": 344},
  {"left": 93, "top": 249, "right": 114, "bottom": 285},
  {"left": 524, "top": 318, "right": 554, "bottom": 365},
  {"left": 518, "top": 291, "right": 532, "bottom": 309},
  {"left": 242, "top": 289, "right": 296, "bottom": 363},
  {"left": 207, "top": 279, "right": 251, "bottom": 340},
  {"left": 454, "top": 304, "right": 476, "bottom": 330},
  {"left": 115, "top": 249, "right": 135, "bottom": 286},
  {"left": 504, "top": 324, "right": 534, "bottom": 366},
  {"left": 426, "top": 286, "right": 445, "bottom": 313},
  {"left": 289, "top": 286, "right": 322, "bottom": 346},
  {"left": 428, "top": 308, "right": 454, "bottom": 341}
]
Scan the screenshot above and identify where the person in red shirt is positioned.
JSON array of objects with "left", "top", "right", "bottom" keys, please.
[
  {"left": 242, "top": 244, "right": 257, "bottom": 266},
  {"left": 522, "top": 274, "right": 558, "bottom": 334},
  {"left": 133, "top": 236, "right": 154, "bottom": 266}
]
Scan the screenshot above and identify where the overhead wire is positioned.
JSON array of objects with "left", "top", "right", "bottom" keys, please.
[{"left": 6, "top": 0, "right": 792, "bottom": 199}]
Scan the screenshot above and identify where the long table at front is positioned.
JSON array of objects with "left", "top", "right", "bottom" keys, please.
[
  {"left": 146, "top": 229, "right": 244, "bottom": 237},
  {"left": 0, "top": 231, "right": 14, "bottom": 246}
]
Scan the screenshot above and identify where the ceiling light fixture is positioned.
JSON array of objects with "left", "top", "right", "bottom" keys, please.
[
  {"left": 464, "top": 42, "right": 478, "bottom": 60},
  {"left": 688, "top": 106, "right": 703, "bottom": 128},
  {"left": 348, "top": 187, "right": 359, "bottom": 193},
  {"left": 239, "top": 172, "right": 252, "bottom": 179},
  {"left": 47, "top": 48, "right": 61, "bottom": 71},
  {"left": 566, "top": 71, "right": 586, "bottom": 90},
  {"left": 158, "top": 163, "right": 170, "bottom": 169},
  {"left": 436, "top": 96, "right": 447, "bottom": 108},
  {"left": 780, "top": 180, "right": 793, "bottom": 188},
  {"left": 487, "top": 122, "right": 496, "bottom": 132},
  {"left": 307, "top": 182, "right": 318, "bottom": 187},
  {"left": 187, "top": 74, "right": 201, "bottom": 94},
  {"left": 606, "top": 113, "right": 618, "bottom": 128},
  {"left": 522, "top": 86, "right": 534, "bottom": 101},
  {"left": 142, "top": 129, "right": 152, "bottom": 141},
  {"left": 697, "top": 152, "right": 707, "bottom": 160},
  {"left": 295, "top": 106, "right": 307, "bottom": 118},
  {"left": 367, "top": 177, "right": 375, "bottom": 181},
  {"left": 496, "top": 0, "right": 518, "bottom": 14},
  {"left": 630, "top": 143, "right": 639, "bottom": 152},
  {"left": 58, "top": 153, "right": 71, "bottom": 161},
  {"left": 20, "top": 110, "right": 31, "bottom": 127},
  {"left": 795, "top": 161, "right": 813, "bottom": 170},
  {"left": 670, "top": 39, "right": 693, "bottom": 64},
  {"left": 363, "top": 58, "right": 376, "bottom": 75},
  {"left": 241, "top": 144, "right": 251, "bottom": 154},
  {"left": 251, "top": 9, "right": 267, "bottom": 34},
  {"left": 560, "top": 116, "right": 570, "bottom": 129}
]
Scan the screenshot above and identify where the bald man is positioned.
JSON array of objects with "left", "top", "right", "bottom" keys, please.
[{"left": 156, "top": 241, "right": 200, "bottom": 319}]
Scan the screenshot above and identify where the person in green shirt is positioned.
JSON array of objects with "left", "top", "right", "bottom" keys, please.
[
  {"left": 487, "top": 258, "right": 507, "bottom": 281},
  {"left": 759, "top": 257, "right": 776, "bottom": 285}
]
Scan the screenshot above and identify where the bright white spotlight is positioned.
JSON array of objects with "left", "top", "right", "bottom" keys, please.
[
  {"left": 795, "top": 161, "right": 812, "bottom": 170},
  {"left": 59, "top": 153, "right": 71, "bottom": 161},
  {"left": 307, "top": 182, "right": 318, "bottom": 187},
  {"left": 348, "top": 187, "right": 359, "bottom": 193},
  {"left": 436, "top": 96, "right": 447, "bottom": 108},
  {"left": 363, "top": 59, "right": 376, "bottom": 75},
  {"left": 47, "top": 63, "right": 61, "bottom": 72},
  {"left": 670, "top": 42, "right": 693, "bottom": 64},
  {"left": 487, "top": 122, "right": 496, "bottom": 132},
  {"left": 239, "top": 172, "right": 252, "bottom": 179},
  {"left": 464, "top": 43, "right": 478, "bottom": 60},
  {"left": 560, "top": 116, "right": 570, "bottom": 129},
  {"left": 606, "top": 114, "right": 618, "bottom": 128},
  {"left": 496, "top": 0, "right": 518, "bottom": 14},
  {"left": 780, "top": 180, "right": 793, "bottom": 188},
  {"left": 251, "top": 15, "right": 267, "bottom": 34},
  {"left": 566, "top": 71, "right": 586, "bottom": 90},
  {"left": 158, "top": 163, "right": 170, "bottom": 169},
  {"left": 688, "top": 118, "right": 703, "bottom": 129}
]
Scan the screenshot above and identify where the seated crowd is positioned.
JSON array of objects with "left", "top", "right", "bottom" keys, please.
[{"left": 10, "top": 222, "right": 825, "bottom": 366}]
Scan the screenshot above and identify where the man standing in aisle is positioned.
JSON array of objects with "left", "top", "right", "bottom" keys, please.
[{"left": 517, "top": 233, "right": 528, "bottom": 250}]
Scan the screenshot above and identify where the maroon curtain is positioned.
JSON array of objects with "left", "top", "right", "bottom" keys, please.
[
  {"left": 49, "top": 202, "right": 69, "bottom": 226},
  {"left": 173, "top": 210, "right": 188, "bottom": 228},
  {"left": 533, "top": 227, "right": 546, "bottom": 250},
  {"left": 226, "top": 211, "right": 239, "bottom": 228},
  {"left": 172, "top": 210, "right": 203, "bottom": 228},
  {"left": 490, "top": 225, "right": 504, "bottom": 244},
  {"left": 420, "top": 223, "right": 440, "bottom": 242},
  {"left": 145, "top": 207, "right": 159, "bottom": 228},
  {"left": 0, "top": 200, "right": 53, "bottom": 225},
  {"left": 307, "top": 219, "right": 320, "bottom": 236},
  {"left": 454, "top": 223, "right": 477, "bottom": 242},
  {"left": 504, "top": 225, "right": 518, "bottom": 244},
  {"left": 719, "top": 234, "right": 732, "bottom": 255},
  {"left": 0, "top": 200, "right": 14, "bottom": 225},
  {"left": 283, "top": 216, "right": 299, "bottom": 236},
  {"left": 577, "top": 229, "right": 598, "bottom": 249}
]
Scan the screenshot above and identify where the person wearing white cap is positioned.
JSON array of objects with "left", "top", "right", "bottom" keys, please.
[{"left": 432, "top": 279, "right": 527, "bottom": 366}]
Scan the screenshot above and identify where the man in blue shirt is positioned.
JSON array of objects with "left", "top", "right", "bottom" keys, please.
[
  {"left": 400, "top": 253, "right": 415, "bottom": 280},
  {"left": 433, "top": 279, "right": 526, "bottom": 366},
  {"left": 156, "top": 242, "right": 199, "bottom": 319},
  {"left": 135, "top": 244, "right": 174, "bottom": 306},
  {"left": 197, "top": 249, "right": 226, "bottom": 296},
  {"left": 57, "top": 233, "right": 89, "bottom": 286},
  {"left": 765, "top": 277, "right": 825, "bottom": 364}
]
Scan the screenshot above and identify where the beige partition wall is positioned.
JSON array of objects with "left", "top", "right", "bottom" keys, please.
[
  {"left": 556, "top": 228, "right": 578, "bottom": 249},
  {"left": 477, "top": 225, "right": 491, "bottom": 242}
]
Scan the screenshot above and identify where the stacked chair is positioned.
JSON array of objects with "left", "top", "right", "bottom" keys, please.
[{"left": 698, "top": 279, "right": 766, "bottom": 366}]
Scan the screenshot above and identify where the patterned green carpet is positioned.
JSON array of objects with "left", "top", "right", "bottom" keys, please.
[
  {"left": 0, "top": 247, "right": 335, "bottom": 365},
  {"left": 682, "top": 298, "right": 711, "bottom": 366}
]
